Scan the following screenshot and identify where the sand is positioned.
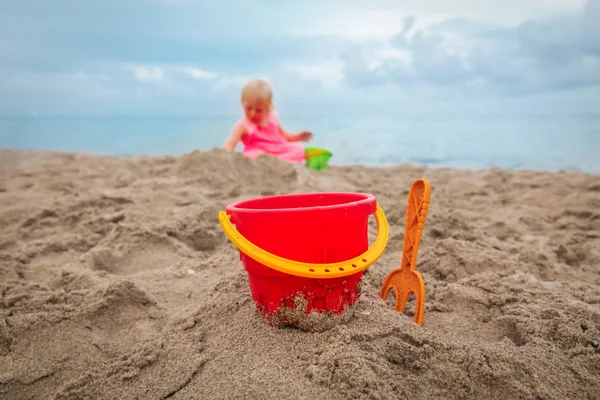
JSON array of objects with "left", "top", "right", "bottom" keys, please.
[{"left": 1, "top": 147, "right": 599, "bottom": 400}]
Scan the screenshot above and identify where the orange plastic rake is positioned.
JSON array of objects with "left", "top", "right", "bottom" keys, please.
[{"left": 380, "top": 178, "right": 431, "bottom": 326}]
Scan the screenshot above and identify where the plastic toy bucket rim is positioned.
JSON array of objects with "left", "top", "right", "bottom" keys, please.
[
  {"left": 224, "top": 192, "right": 376, "bottom": 226},
  {"left": 218, "top": 192, "right": 389, "bottom": 279},
  {"left": 306, "top": 148, "right": 332, "bottom": 159}
]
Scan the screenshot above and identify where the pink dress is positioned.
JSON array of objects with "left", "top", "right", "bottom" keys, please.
[{"left": 239, "top": 112, "right": 306, "bottom": 164}]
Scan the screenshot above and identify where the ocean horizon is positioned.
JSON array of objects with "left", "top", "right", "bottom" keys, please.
[{"left": 1, "top": 114, "right": 599, "bottom": 175}]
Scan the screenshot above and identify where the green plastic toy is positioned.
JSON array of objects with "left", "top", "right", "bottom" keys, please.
[{"left": 305, "top": 147, "right": 333, "bottom": 171}]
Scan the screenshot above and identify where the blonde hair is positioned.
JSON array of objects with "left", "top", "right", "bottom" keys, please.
[{"left": 241, "top": 79, "right": 273, "bottom": 105}]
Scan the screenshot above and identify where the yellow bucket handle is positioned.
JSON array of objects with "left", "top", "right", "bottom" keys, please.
[
  {"left": 218, "top": 204, "right": 389, "bottom": 279},
  {"left": 305, "top": 149, "right": 327, "bottom": 159}
]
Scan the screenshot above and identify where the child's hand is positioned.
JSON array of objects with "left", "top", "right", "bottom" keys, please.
[{"left": 297, "top": 131, "right": 313, "bottom": 142}]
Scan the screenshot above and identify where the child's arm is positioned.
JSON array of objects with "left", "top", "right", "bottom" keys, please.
[
  {"left": 271, "top": 111, "right": 313, "bottom": 142},
  {"left": 222, "top": 122, "right": 246, "bottom": 152},
  {"left": 279, "top": 126, "right": 313, "bottom": 142}
]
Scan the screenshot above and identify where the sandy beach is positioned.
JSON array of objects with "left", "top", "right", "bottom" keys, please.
[{"left": 1, "top": 147, "right": 599, "bottom": 399}]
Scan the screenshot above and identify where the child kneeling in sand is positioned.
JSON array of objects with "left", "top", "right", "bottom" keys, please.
[{"left": 222, "top": 79, "right": 314, "bottom": 164}]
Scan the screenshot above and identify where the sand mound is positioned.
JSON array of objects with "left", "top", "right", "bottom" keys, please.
[{"left": 1, "top": 148, "right": 599, "bottom": 399}]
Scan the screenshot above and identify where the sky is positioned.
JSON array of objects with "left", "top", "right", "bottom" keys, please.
[{"left": 1, "top": 0, "right": 599, "bottom": 117}]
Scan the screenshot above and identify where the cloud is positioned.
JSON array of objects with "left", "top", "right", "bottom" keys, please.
[
  {"left": 0, "top": 0, "right": 598, "bottom": 116},
  {"left": 182, "top": 67, "right": 217, "bottom": 80},
  {"left": 131, "top": 66, "right": 165, "bottom": 82},
  {"left": 340, "top": 0, "right": 600, "bottom": 97},
  {"left": 583, "top": 0, "right": 600, "bottom": 53},
  {"left": 282, "top": 60, "right": 345, "bottom": 89},
  {"left": 293, "top": 0, "right": 587, "bottom": 38}
]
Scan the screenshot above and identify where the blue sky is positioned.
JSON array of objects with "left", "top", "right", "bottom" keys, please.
[{"left": 1, "top": 0, "right": 599, "bottom": 116}]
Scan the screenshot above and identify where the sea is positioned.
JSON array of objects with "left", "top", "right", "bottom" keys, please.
[{"left": 1, "top": 114, "right": 599, "bottom": 174}]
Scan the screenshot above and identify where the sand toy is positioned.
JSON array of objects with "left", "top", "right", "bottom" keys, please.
[
  {"left": 305, "top": 147, "right": 333, "bottom": 171},
  {"left": 218, "top": 192, "right": 388, "bottom": 332},
  {"left": 218, "top": 179, "right": 431, "bottom": 331},
  {"left": 380, "top": 179, "right": 431, "bottom": 326}
]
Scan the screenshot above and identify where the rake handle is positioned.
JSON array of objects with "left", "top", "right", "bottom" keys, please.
[{"left": 401, "top": 179, "right": 431, "bottom": 272}]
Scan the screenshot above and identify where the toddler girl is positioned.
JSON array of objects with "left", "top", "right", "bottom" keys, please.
[{"left": 222, "top": 79, "right": 314, "bottom": 164}]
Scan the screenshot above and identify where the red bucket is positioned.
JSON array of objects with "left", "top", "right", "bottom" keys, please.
[{"left": 220, "top": 192, "right": 388, "bottom": 332}]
